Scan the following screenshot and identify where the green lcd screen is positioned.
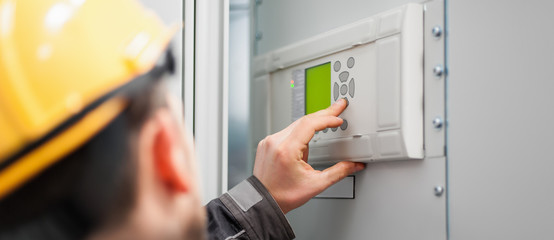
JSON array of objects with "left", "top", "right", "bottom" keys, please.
[{"left": 305, "top": 62, "right": 331, "bottom": 115}]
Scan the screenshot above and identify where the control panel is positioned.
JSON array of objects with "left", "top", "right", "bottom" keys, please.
[{"left": 253, "top": 4, "right": 424, "bottom": 165}]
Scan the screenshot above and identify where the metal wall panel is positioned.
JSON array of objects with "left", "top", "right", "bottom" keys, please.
[
  {"left": 287, "top": 157, "right": 447, "bottom": 239},
  {"left": 448, "top": 1, "right": 554, "bottom": 239}
]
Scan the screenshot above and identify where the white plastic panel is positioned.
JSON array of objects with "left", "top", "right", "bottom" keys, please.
[
  {"left": 253, "top": 19, "right": 377, "bottom": 76},
  {"left": 376, "top": 36, "right": 401, "bottom": 130},
  {"left": 310, "top": 135, "right": 374, "bottom": 162},
  {"left": 377, "top": 131, "right": 404, "bottom": 157},
  {"left": 378, "top": 9, "right": 403, "bottom": 38},
  {"left": 257, "top": 3, "right": 423, "bottom": 165}
]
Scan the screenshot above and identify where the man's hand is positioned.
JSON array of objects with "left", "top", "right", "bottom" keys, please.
[{"left": 253, "top": 99, "right": 366, "bottom": 214}]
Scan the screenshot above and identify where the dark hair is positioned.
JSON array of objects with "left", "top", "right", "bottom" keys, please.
[{"left": 0, "top": 74, "right": 168, "bottom": 239}]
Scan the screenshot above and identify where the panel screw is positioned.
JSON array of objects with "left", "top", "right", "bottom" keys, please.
[
  {"left": 255, "top": 31, "right": 263, "bottom": 41},
  {"left": 433, "top": 65, "right": 443, "bottom": 77},
  {"left": 434, "top": 186, "right": 444, "bottom": 197},
  {"left": 432, "top": 26, "right": 442, "bottom": 38},
  {"left": 432, "top": 117, "right": 443, "bottom": 129}
]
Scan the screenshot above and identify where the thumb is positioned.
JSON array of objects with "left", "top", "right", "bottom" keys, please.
[{"left": 318, "top": 162, "right": 365, "bottom": 189}]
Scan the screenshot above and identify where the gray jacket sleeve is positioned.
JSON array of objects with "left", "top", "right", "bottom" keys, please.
[{"left": 206, "top": 176, "right": 295, "bottom": 240}]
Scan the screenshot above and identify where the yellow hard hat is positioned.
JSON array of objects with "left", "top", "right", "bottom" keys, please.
[{"left": 0, "top": 0, "right": 179, "bottom": 199}]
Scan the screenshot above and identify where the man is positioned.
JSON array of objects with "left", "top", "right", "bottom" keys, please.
[{"left": 0, "top": 0, "right": 364, "bottom": 239}]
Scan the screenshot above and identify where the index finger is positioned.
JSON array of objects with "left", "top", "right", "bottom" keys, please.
[
  {"left": 311, "top": 98, "right": 348, "bottom": 117},
  {"left": 284, "top": 98, "right": 348, "bottom": 136},
  {"left": 288, "top": 99, "right": 348, "bottom": 144}
]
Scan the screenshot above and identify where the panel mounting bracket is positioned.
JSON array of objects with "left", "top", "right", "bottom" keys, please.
[{"left": 423, "top": 0, "right": 446, "bottom": 158}]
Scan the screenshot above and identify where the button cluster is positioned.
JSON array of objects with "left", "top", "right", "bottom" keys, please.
[
  {"left": 333, "top": 57, "right": 356, "bottom": 102},
  {"left": 316, "top": 57, "right": 355, "bottom": 136}
]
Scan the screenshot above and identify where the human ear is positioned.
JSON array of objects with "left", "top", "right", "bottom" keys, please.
[{"left": 152, "top": 109, "right": 190, "bottom": 193}]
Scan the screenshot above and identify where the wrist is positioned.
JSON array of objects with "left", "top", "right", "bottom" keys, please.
[{"left": 251, "top": 175, "right": 291, "bottom": 214}]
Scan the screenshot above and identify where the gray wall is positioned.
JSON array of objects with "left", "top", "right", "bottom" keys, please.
[{"left": 448, "top": 1, "right": 554, "bottom": 239}]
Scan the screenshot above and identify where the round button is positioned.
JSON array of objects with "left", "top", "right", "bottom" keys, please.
[
  {"left": 331, "top": 127, "right": 338, "bottom": 132},
  {"left": 340, "top": 84, "right": 348, "bottom": 95},
  {"left": 347, "top": 57, "right": 355, "bottom": 68},
  {"left": 322, "top": 128, "right": 328, "bottom": 133},
  {"left": 333, "top": 61, "right": 341, "bottom": 72},
  {"left": 339, "top": 71, "right": 349, "bottom": 82},
  {"left": 340, "top": 119, "right": 348, "bottom": 130}
]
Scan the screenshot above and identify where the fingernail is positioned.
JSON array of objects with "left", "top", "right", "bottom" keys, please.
[
  {"left": 343, "top": 97, "right": 349, "bottom": 107},
  {"left": 334, "top": 98, "right": 345, "bottom": 106}
]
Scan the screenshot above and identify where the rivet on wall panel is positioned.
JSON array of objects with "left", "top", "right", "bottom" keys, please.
[{"left": 431, "top": 25, "right": 442, "bottom": 38}]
